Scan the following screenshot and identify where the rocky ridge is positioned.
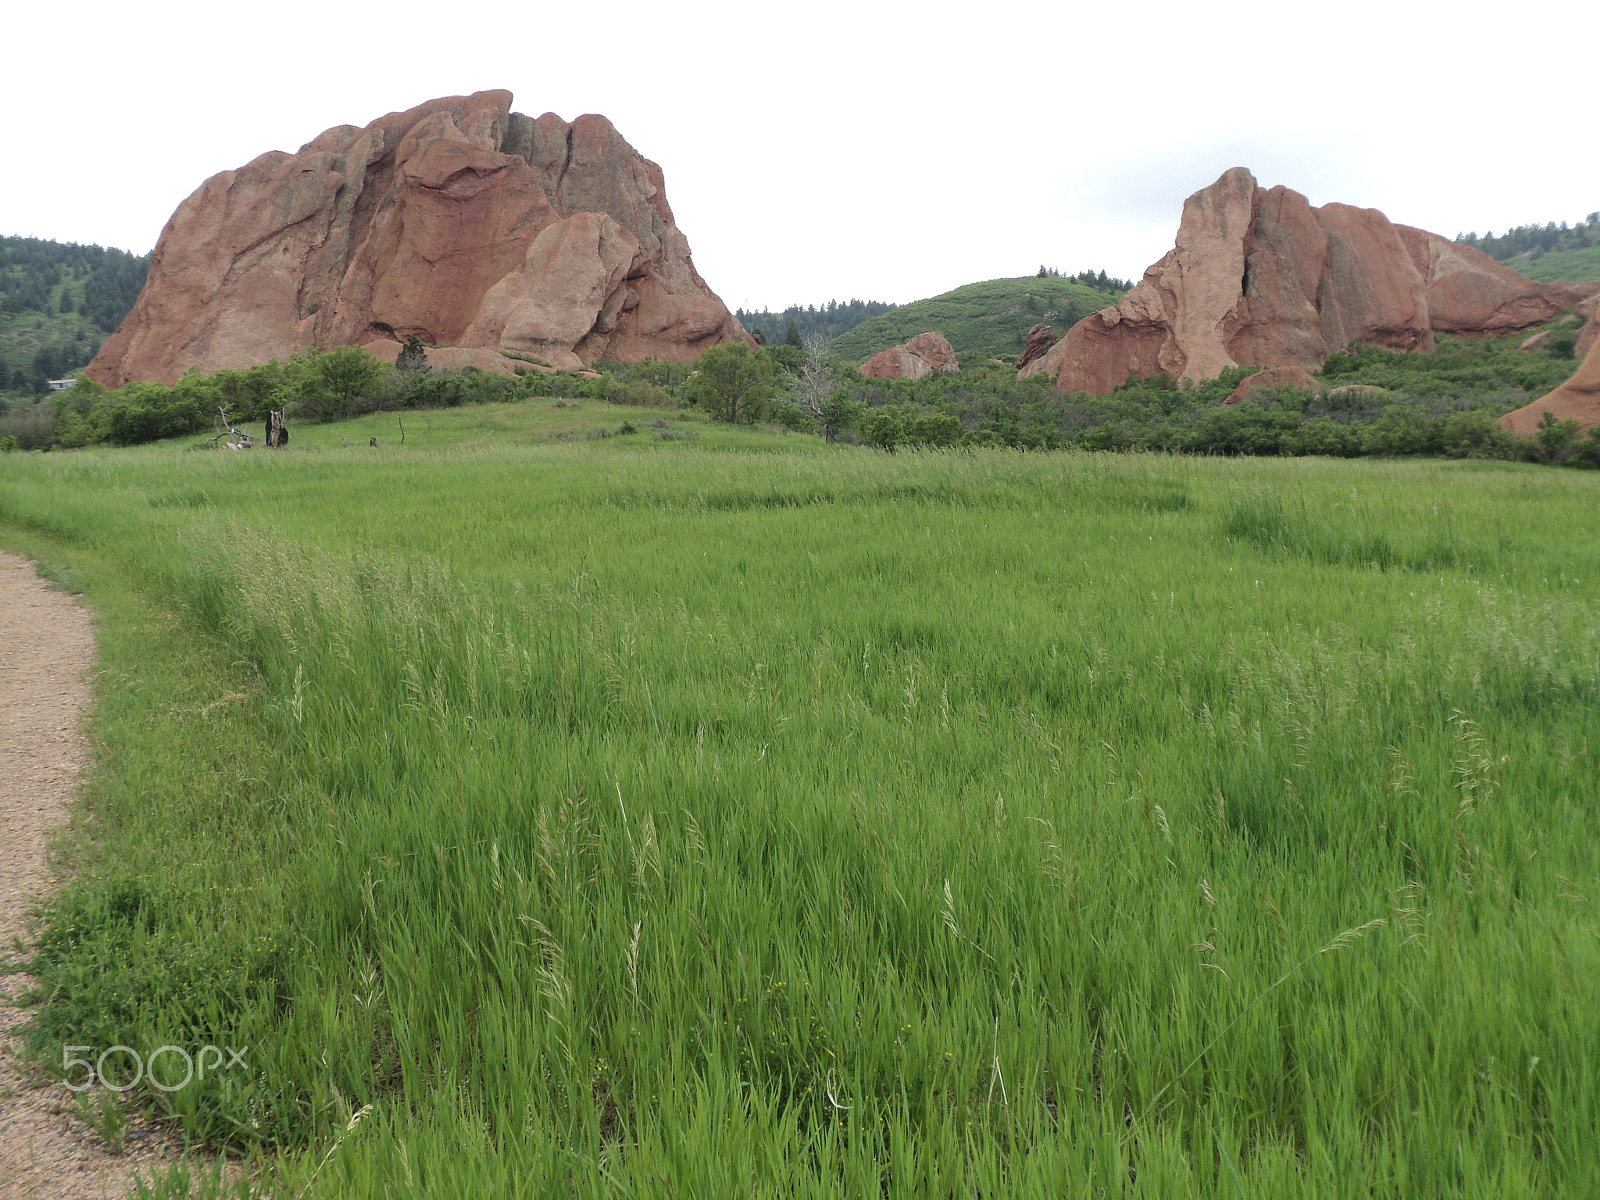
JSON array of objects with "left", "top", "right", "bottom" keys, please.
[
  {"left": 88, "top": 91, "right": 748, "bottom": 386},
  {"left": 1021, "top": 168, "right": 1597, "bottom": 395}
]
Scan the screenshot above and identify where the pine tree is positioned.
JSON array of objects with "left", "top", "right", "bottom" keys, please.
[{"left": 396, "top": 335, "right": 432, "bottom": 374}]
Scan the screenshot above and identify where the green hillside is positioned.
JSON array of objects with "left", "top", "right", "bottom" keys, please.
[
  {"left": 829, "top": 275, "right": 1124, "bottom": 364},
  {"left": 0, "top": 235, "right": 149, "bottom": 394},
  {"left": 1455, "top": 213, "right": 1600, "bottom": 282},
  {"left": 1504, "top": 246, "right": 1600, "bottom": 283}
]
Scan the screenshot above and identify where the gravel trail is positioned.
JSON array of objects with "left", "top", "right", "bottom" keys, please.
[{"left": 0, "top": 552, "right": 176, "bottom": 1199}]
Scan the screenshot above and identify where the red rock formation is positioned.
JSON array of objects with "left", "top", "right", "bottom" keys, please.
[
  {"left": 88, "top": 91, "right": 748, "bottom": 386},
  {"left": 1578, "top": 295, "right": 1600, "bottom": 360},
  {"left": 860, "top": 332, "right": 959, "bottom": 380},
  {"left": 1221, "top": 366, "right": 1320, "bottom": 406},
  {"left": 1022, "top": 168, "right": 1594, "bottom": 395},
  {"left": 1016, "top": 323, "right": 1057, "bottom": 370},
  {"left": 1397, "top": 229, "right": 1595, "bottom": 336}
]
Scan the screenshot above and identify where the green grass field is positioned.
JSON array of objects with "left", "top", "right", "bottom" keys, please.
[{"left": 2, "top": 401, "right": 1598, "bottom": 1197}]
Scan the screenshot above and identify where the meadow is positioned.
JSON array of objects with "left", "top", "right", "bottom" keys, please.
[{"left": 2, "top": 401, "right": 1598, "bottom": 1197}]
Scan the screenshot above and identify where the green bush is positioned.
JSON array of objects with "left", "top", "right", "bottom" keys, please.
[
  {"left": 910, "top": 412, "right": 961, "bottom": 446},
  {"left": 860, "top": 403, "right": 913, "bottom": 450},
  {"left": 685, "top": 342, "right": 777, "bottom": 424},
  {"left": 293, "top": 345, "right": 386, "bottom": 420},
  {"left": 101, "top": 380, "right": 209, "bottom": 445},
  {"left": 1438, "top": 408, "right": 1518, "bottom": 459}
]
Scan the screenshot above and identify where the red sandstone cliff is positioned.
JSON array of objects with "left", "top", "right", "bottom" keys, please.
[
  {"left": 88, "top": 91, "right": 748, "bottom": 386},
  {"left": 1022, "top": 168, "right": 1597, "bottom": 394}
]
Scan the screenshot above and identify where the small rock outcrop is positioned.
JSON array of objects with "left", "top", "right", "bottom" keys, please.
[
  {"left": 860, "top": 332, "right": 959, "bottom": 380},
  {"left": 88, "top": 91, "right": 748, "bottom": 386},
  {"left": 1221, "top": 366, "right": 1320, "bottom": 406},
  {"left": 1021, "top": 168, "right": 1598, "bottom": 395},
  {"left": 1015, "top": 323, "right": 1057, "bottom": 370}
]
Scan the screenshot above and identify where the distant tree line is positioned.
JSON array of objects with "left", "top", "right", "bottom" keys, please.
[
  {"left": 1454, "top": 214, "right": 1600, "bottom": 262},
  {"left": 735, "top": 299, "right": 898, "bottom": 347},
  {"left": 1035, "top": 266, "right": 1134, "bottom": 292}
]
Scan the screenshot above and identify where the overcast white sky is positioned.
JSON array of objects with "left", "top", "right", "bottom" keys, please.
[{"left": 5, "top": 0, "right": 1597, "bottom": 312}]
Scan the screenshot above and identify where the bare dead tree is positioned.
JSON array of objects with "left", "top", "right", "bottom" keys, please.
[
  {"left": 211, "top": 407, "right": 255, "bottom": 450},
  {"left": 784, "top": 333, "right": 846, "bottom": 443}
]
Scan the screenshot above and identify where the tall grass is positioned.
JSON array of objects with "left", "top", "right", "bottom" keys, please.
[{"left": 3, "top": 418, "right": 1598, "bottom": 1196}]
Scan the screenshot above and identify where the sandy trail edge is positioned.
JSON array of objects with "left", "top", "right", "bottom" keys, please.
[{"left": 0, "top": 552, "right": 184, "bottom": 1199}]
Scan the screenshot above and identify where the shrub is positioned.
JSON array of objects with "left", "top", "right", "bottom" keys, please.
[
  {"left": 861, "top": 403, "right": 915, "bottom": 450},
  {"left": 292, "top": 346, "right": 385, "bottom": 420},
  {"left": 1438, "top": 409, "right": 1517, "bottom": 459},
  {"left": 100, "top": 381, "right": 209, "bottom": 446},
  {"left": 910, "top": 412, "right": 961, "bottom": 446},
  {"left": 610, "top": 379, "right": 675, "bottom": 408},
  {"left": 1570, "top": 427, "right": 1600, "bottom": 469},
  {"left": 1536, "top": 411, "right": 1581, "bottom": 461}
]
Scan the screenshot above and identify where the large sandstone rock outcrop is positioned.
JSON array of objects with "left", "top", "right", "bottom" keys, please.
[
  {"left": 1021, "top": 168, "right": 1597, "bottom": 394},
  {"left": 1500, "top": 298, "right": 1600, "bottom": 436},
  {"left": 860, "top": 332, "right": 959, "bottom": 380},
  {"left": 88, "top": 91, "right": 748, "bottom": 385}
]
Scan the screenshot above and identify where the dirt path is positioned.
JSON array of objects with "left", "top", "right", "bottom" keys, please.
[{"left": 0, "top": 552, "right": 177, "bottom": 1199}]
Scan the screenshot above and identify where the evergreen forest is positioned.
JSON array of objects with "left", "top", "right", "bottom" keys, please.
[
  {"left": 1453, "top": 212, "right": 1600, "bottom": 282},
  {"left": 0, "top": 235, "right": 149, "bottom": 394}
]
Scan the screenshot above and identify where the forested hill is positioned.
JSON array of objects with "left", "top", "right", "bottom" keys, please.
[
  {"left": 735, "top": 299, "right": 897, "bottom": 346},
  {"left": 0, "top": 235, "right": 150, "bottom": 394},
  {"left": 1454, "top": 213, "right": 1600, "bottom": 283},
  {"left": 828, "top": 273, "right": 1128, "bottom": 364}
]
